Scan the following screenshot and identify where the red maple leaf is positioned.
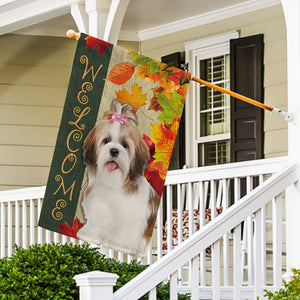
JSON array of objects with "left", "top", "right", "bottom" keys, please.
[
  {"left": 58, "top": 217, "right": 84, "bottom": 239},
  {"left": 143, "top": 134, "right": 167, "bottom": 197},
  {"left": 168, "top": 70, "right": 184, "bottom": 86},
  {"left": 144, "top": 168, "right": 165, "bottom": 197},
  {"left": 143, "top": 134, "right": 155, "bottom": 161},
  {"left": 85, "top": 36, "right": 112, "bottom": 56}
]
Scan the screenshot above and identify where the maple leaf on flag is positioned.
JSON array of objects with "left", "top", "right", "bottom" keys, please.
[
  {"left": 157, "top": 91, "right": 184, "bottom": 124},
  {"left": 143, "top": 134, "right": 155, "bottom": 160},
  {"left": 177, "top": 84, "right": 189, "bottom": 97},
  {"left": 150, "top": 120, "right": 179, "bottom": 169},
  {"left": 85, "top": 36, "right": 112, "bottom": 56},
  {"left": 106, "top": 62, "right": 135, "bottom": 85},
  {"left": 180, "top": 71, "right": 192, "bottom": 85},
  {"left": 115, "top": 82, "right": 147, "bottom": 113},
  {"left": 149, "top": 95, "right": 163, "bottom": 112},
  {"left": 135, "top": 63, "right": 151, "bottom": 81},
  {"left": 144, "top": 167, "right": 166, "bottom": 197},
  {"left": 129, "top": 51, "right": 152, "bottom": 65},
  {"left": 143, "top": 134, "right": 167, "bottom": 196},
  {"left": 168, "top": 69, "right": 185, "bottom": 86},
  {"left": 58, "top": 217, "right": 84, "bottom": 239}
]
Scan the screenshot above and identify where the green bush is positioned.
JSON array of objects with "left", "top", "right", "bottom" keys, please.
[
  {"left": 0, "top": 243, "right": 190, "bottom": 300},
  {"left": 264, "top": 268, "right": 300, "bottom": 299}
]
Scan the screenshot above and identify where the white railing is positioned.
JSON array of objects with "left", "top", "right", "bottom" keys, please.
[
  {"left": 0, "top": 156, "right": 293, "bottom": 299},
  {"left": 0, "top": 186, "right": 81, "bottom": 258}
]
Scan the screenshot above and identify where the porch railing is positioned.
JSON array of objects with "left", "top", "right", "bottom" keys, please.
[
  {"left": 80, "top": 159, "right": 296, "bottom": 300},
  {"left": 0, "top": 156, "right": 293, "bottom": 299}
]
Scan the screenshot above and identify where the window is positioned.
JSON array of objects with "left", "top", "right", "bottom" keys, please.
[
  {"left": 185, "top": 31, "right": 239, "bottom": 167},
  {"left": 198, "top": 54, "right": 231, "bottom": 166}
]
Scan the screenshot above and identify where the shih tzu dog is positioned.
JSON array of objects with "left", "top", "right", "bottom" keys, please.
[{"left": 77, "top": 100, "right": 160, "bottom": 257}]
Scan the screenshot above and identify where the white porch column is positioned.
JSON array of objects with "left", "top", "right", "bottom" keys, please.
[
  {"left": 83, "top": 0, "right": 129, "bottom": 44},
  {"left": 281, "top": 0, "right": 300, "bottom": 271},
  {"left": 74, "top": 271, "right": 119, "bottom": 300}
]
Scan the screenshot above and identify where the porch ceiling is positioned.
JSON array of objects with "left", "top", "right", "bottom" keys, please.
[{"left": 0, "top": 0, "right": 281, "bottom": 41}]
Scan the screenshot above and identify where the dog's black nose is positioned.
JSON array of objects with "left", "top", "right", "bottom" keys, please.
[{"left": 110, "top": 148, "right": 119, "bottom": 157}]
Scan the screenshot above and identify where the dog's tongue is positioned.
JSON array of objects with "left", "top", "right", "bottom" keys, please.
[{"left": 107, "top": 161, "right": 118, "bottom": 172}]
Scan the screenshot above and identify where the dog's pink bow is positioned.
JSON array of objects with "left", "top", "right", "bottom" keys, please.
[{"left": 109, "top": 112, "right": 130, "bottom": 124}]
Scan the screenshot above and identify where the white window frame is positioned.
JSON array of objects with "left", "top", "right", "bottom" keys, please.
[{"left": 184, "top": 31, "right": 239, "bottom": 167}]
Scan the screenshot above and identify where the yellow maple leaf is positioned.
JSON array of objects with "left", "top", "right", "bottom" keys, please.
[
  {"left": 135, "top": 63, "right": 151, "bottom": 81},
  {"left": 115, "top": 82, "right": 147, "bottom": 113},
  {"left": 150, "top": 119, "right": 179, "bottom": 169}
]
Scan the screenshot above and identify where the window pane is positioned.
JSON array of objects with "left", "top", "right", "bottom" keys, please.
[
  {"left": 198, "top": 140, "right": 230, "bottom": 166},
  {"left": 199, "top": 54, "right": 230, "bottom": 138},
  {"left": 200, "top": 111, "right": 211, "bottom": 136}
]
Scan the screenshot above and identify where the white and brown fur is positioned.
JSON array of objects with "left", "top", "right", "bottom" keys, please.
[{"left": 77, "top": 100, "right": 160, "bottom": 257}]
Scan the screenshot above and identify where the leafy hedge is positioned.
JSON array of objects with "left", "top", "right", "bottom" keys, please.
[
  {"left": 0, "top": 243, "right": 190, "bottom": 300},
  {"left": 264, "top": 268, "right": 300, "bottom": 299}
]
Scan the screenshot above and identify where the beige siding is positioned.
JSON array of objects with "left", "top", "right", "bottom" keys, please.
[
  {"left": 140, "top": 4, "right": 288, "bottom": 159},
  {"left": 0, "top": 34, "right": 76, "bottom": 190}
]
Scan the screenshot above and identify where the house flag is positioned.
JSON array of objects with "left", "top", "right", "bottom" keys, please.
[{"left": 38, "top": 33, "right": 191, "bottom": 257}]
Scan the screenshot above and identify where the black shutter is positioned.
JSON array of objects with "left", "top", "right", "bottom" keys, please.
[
  {"left": 230, "top": 34, "right": 264, "bottom": 162},
  {"left": 161, "top": 52, "right": 186, "bottom": 169}
]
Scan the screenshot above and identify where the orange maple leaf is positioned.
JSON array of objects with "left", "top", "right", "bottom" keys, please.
[
  {"left": 150, "top": 119, "right": 179, "bottom": 169},
  {"left": 152, "top": 79, "right": 176, "bottom": 101},
  {"left": 106, "top": 62, "right": 135, "bottom": 85},
  {"left": 115, "top": 82, "right": 147, "bottom": 113}
]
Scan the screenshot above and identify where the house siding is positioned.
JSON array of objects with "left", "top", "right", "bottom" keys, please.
[
  {"left": 140, "top": 4, "right": 288, "bottom": 161},
  {"left": 0, "top": 35, "right": 76, "bottom": 190}
]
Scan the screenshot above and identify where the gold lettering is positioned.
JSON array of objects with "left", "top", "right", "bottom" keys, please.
[
  {"left": 53, "top": 175, "right": 76, "bottom": 201},
  {"left": 61, "top": 153, "right": 77, "bottom": 174},
  {"left": 66, "top": 129, "right": 83, "bottom": 153},
  {"left": 69, "top": 107, "right": 90, "bottom": 130},
  {"left": 77, "top": 82, "right": 93, "bottom": 105},
  {"left": 80, "top": 55, "right": 103, "bottom": 82},
  {"left": 51, "top": 199, "right": 67, "bottom": 221}
]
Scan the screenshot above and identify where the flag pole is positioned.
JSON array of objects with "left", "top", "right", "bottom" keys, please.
[
  {"left": 191, "top": 76, "right": 293, "bottom": 122},
  {"left": 66, "top": 29, "right": 293, "bottom": 122}
]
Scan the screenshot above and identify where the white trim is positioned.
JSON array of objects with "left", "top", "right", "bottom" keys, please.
[
  {"left": 0, "top": 0, "right": 81, "bottom": 36},
  {"left": 185, "top": 31, "right": 239, "bottom": 55},
  {"left": 197, "top": 133, "right": 230, "bottom": 144},
  {"left": 0, "top": 186, "right": 46, "bottom": 202},
  {"left": 138, "top": 0, "right": 280, "bottom": 41}
]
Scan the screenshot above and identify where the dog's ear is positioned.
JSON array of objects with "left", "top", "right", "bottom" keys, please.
[
  {"left": 83, "top": 126, "right": 96, "bottom": 166},
  {"left": 129, "top": 132, "right": 150, "bottom": 180}
]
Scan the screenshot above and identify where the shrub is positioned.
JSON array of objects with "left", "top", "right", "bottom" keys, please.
[
  {"left": 264, "top": 268, "right": 300, "bottom": 299},
  {"left": 0, "top": 243, "right": 190, "bottom": 300}
]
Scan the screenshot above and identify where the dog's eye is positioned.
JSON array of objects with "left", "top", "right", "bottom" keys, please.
[
  {"left": 121, "top": 141, "right": 128, "bottom": 149},
  {"left": 103, "top": 138, "right": 111, "bottom": 144}
]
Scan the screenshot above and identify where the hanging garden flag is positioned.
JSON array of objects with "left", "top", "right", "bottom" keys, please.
[{"left": 38, "top": 33, "right": 191, "bottom": 257}]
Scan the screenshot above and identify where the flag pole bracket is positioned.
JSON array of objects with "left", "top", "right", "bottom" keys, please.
[{"left": 271, "top": 107, "right": 293, "bottom": 122}]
